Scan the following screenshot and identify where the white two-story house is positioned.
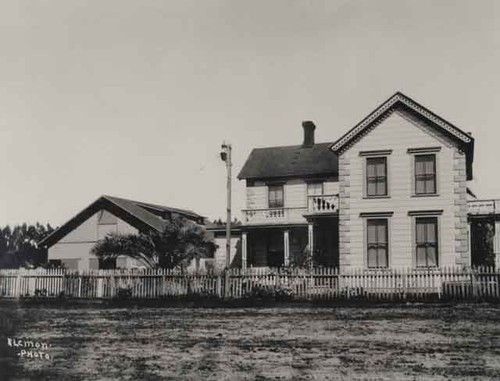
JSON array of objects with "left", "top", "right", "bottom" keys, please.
[
  {"left": 331, "top": 92, "right": 473, "bottom": 270},
  {"left": 229, "top": 92, "right": 475, "bottom": 271}
]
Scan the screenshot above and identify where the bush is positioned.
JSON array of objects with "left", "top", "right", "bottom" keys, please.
[
  {"left": 242, "top": 283, "right": 294, "bottom": 301},
  {"left": 116, "top": 287, "right": 133, "bottom": 299},
  {"left": 34, "top": 288, "right": 48, "bottom": 298}
]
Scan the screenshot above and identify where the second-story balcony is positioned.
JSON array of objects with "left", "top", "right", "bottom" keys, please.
[
  {"left": 307, "top": 194, "right": 338, "bottom": 215},
  {"left": 243, "top": 194, "right": 339, "bottom": 225}
]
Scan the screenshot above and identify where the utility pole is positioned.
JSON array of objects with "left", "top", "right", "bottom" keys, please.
[{"left": 220, "top": 143, "right": 232, "bottom": 268}]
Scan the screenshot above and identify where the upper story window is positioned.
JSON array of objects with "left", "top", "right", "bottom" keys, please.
[
  {"left": 414, "top": 154, "right": 437, "bottom": 195},
  {"left": 268, "top": 184, "right": 284, "bottom": 208},
  {"left": 415, "top": 217, "right": 439, "bottom": 267},
  {"left": 366, "top": 157, "right": 387, "bottom": 197},
  {"left": 307, "top": 182, "right": 324, "bottom": 196}
]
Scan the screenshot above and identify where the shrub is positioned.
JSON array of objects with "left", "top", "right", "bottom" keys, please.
[
  {"left": 34, "top": 288, "right": 48, "bottom": 298},
  {"left": 242, "top": 283, "right": 294, "bottom": 301},
  {"left": 116, "top": 287, "right": 133, "bottom": 299}
]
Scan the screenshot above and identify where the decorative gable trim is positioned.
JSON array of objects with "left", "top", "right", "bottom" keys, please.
[{"left": 330, "top": 92, "right": 472, "bottom": 155}]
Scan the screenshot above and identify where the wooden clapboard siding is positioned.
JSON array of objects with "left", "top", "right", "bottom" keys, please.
[
  {"left": 213, "top": 236, "right": 240, "bottom": 270},
  {"left": 246, "top": 181, "right": 267, "bottom": 209},
  {"left": 244, "top": 177, "right": 339, "bottom": 225},
  {"left": 339, "top": 109, "right": 469, "bottom": 270},
  {"left": 59, "top": 213, "right": 99, "bottom": 243},
  {"left": 324, "top": 179, "right": 339, "bottom": 195},
  {"left": 49, "top": 209, "right": 139, "bottom": 271},
  {"left": 286, "top": 179, "right": 307, "bottom": 208}
]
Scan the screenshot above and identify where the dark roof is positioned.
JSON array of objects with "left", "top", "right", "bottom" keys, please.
[
  {"left": 39, "top": 195, "right": 204, "bottom": 248},
  {"left": 330, "top": 92, "right": 475, "bottom": 180},
  {"left": 238, "top": 142, "right": 338, "bottom": 180},
  {"left": 105, "top": 195, "right": 202, "bottom": 224}
]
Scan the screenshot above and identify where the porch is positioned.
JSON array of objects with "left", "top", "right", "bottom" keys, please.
[{"left": 241, "top": 217, "right": 339, "bottom": 269}]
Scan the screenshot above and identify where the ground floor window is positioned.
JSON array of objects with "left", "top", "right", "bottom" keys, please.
[
  {"left": 366, "top": 219, "right": 389, "bottom": 268},
  {"left": 415, "top": 217, "right": 439, "bottom": 267}
]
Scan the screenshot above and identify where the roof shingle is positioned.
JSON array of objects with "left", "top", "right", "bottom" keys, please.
[
  {"left": 237, "top": 142, "right": 338, "bottom": 180},
  {"left": 39, "top": 195, "right": 204, "bottom": 248}
]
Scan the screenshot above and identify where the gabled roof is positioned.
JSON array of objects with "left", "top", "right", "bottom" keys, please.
[
  {"left": 330, "top": 92, "right": 475, "bottom": 180},
  {"left": 39, "top": 195, "right": 204, "bottom": 248},
  {"left": 238, "top": 142, "right": 338, "bottom": 180}
]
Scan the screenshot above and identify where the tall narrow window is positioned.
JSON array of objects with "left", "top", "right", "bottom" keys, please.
[
  {"left": 268, "top": 185, "right": 284, "bottom": 208},
  {"left": 366, "top": 157, "right": 387, "bottom": 197},
  {"left": 415, "top": 154, "right": 436, "bottom": 195},
  {"left": 415, "top": 217, "right": 438, "bottom": 267},
  {"left": 366, "top": 219, "right": 388, "bottom": 268}
]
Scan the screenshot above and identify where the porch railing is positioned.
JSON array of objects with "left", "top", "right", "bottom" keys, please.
[{"left": 307, "top": 194, "right": 338, "bottom": 214}]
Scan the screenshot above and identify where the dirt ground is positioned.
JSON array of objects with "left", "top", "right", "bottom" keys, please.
[{"left": 0, "top": 301, "right": 500, "bottom": 380}]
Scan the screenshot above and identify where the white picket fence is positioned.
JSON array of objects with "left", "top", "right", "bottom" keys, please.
[{"left": 0, "top": 267, "right": 499, "bottom": 301}]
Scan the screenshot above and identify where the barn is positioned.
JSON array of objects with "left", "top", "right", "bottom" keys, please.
[{"left": 38, "top": 195, "right": 206, "bottom": 271}]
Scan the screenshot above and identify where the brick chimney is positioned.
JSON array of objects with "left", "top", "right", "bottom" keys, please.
[{"left": 302, "top": 121, "right": 316, "bottom": 148}]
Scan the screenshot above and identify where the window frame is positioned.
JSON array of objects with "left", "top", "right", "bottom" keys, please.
[
  {"left": 408, "top": 147, "right": 440, "bottom": 197},
  {"left": 414, "top": 154, "right": 437, "bottom": 196},
  {"left": 267, "top": 183, "right": 285, "bottom": 209},
  {"left": 360, "top": 150, "right": 392, "bottom": 199},
  {"left": 365, "top": 218, "right": 390, "bottom": 269},
  {"left": 365, "top": 156, "right": 389, "bottom": 198},
  {"left": 360, "top": 212, "right": 393, "bottom": 269},
  {"left": 307, "top": 181, "right": 324, "bottom": 197},
  {"left": 409, "top": 211, "right": 442, "bottom": 268}
]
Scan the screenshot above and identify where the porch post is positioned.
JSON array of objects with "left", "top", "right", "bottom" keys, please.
[
  {"left": 467, "top": 222, "right": 472, "bottom": 267},
  {"left": 308, "top": 223, "right": 314, "bottom": 262},
  {"left": 495, "top": 220, "right": 500, "bottom": 269},
  {"left": 242, "top": 232, "right": 248, "bottom": 271},
  {"left": 283, "top": 230, "right": 290, "bottom": 267}
]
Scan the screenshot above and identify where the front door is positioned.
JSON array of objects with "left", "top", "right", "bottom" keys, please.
[{"left": 314, "top": 218, "right": 339, "bottom": 267}]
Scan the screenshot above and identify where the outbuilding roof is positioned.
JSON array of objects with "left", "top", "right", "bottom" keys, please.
[
  {"left": 237, "top": 142, "right": 338, "bottom": 180},
  {"left": 38, "top": 195, "right": 204, "bottom": 248}
]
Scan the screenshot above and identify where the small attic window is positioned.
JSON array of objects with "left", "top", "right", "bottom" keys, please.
[{"left": 98, "top": 210, "right": 117, "bottom": 225}]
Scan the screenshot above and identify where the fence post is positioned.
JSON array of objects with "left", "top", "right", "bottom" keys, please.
[
  {"left": 216, "top": 273, "right": 221, "bottom": 298},
  {"left": 224, "top": 269, "right": 230, "bottom": 299},
  {"left": 77, "top": 275, "right": 82, "bottom": 298},
  {"left": 97, "top": 272, "right": 103, "bottom": 298},
  {"left": 15, "top": 270, "right": 22, "bottom": 298}
]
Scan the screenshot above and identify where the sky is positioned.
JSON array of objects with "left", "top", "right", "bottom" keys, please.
[{"left": 0, "top": 0, "right": 499, "bottom": 226}]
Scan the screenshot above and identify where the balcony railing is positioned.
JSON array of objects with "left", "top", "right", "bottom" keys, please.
[
  {"left": 242, "top": 207, "right": 307, "bottom": 225},
  {"left": 468, "top": 199, "right": 500, "bottom": 215},
  {"left": 242, "top": 194, "right": 340, "bottom": 225},
  {"left": 307, "top": 194, "right": 339, "bottom": 214}
]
